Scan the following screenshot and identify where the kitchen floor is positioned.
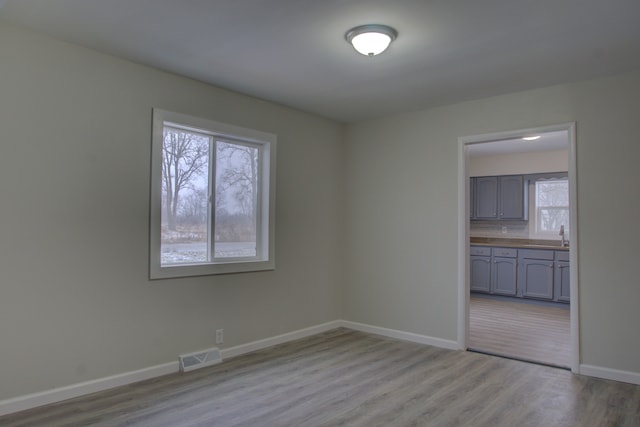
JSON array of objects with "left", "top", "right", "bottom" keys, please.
[{"left": 468, "top": 294, "right": 570, "bottom": 368}]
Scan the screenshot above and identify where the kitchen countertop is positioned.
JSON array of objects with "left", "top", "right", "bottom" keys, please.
[{"left": 470, "top": 237, "right": 569, "bottom": 251}]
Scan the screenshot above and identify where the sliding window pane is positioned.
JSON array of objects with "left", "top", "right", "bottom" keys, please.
[
  {"left": 214, "top": 141, "right": 259, "bottom": 258},
  {"left": 160, "top": 127, "right": 210, "bottom": 265}
]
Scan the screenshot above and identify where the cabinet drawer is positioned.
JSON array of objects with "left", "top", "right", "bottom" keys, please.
[
  {"left": 518, "top": 249, "right": 554, "bottom": 260},
  {"left": 555, "top": 250, "right": 570, "bottom": 261},
  {"left": 492, "top": 247, "right": 517, "bottom": 258},
  {"left": 470, "top": 246, "right": 491, "bottom": 256}
]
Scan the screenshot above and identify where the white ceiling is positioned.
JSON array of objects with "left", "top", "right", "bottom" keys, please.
[
  {"left": 467, "top": 130, "right": 568, "bottom": 157},
  {"left": 1, "top": 0, "right": 639, "bottom": 123}
]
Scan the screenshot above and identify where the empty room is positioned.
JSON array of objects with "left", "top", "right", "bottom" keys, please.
[{"left": 1, "top": 1, "right": 640, "bottom": 426}]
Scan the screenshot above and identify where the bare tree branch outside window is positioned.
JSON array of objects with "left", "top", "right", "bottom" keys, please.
[
  {"left": 214, "top": 141, "right": 259, "bottom": 257},
  {"left": 535, "top": 180, "right": 569, "bottom": 235},
  {"left": 161, "top": 128, "right": 209, "bottom": 231},
  {"left": 159, "top": 131, "right": 260, "bottom": 264},
  {"left": 150, "top": 109, "right": 275, "bottom": 277}
]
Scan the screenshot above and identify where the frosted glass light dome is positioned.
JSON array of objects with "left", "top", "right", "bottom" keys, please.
[{"left": 346, "top": 24, "right": 398, "bottom": 57}]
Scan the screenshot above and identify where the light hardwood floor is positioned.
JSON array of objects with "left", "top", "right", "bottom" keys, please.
[
  {"left": 468, "top": 294, "right": 571, "bottom": 368},
  {"left": 2, "top": 328, "right": 639, "bottom": 426}
]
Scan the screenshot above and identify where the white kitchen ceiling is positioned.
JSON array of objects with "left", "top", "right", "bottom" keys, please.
[
  {"left": 467, "top": 131, "right": 569, "bottom": 157},
  {"left": 1, "top": 0, "right": 639, "bottom": 123}
]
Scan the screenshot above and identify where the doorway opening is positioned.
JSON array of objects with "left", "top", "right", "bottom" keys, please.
[{"left": 457, "top": 123, "right": 579, "bottom": 372}]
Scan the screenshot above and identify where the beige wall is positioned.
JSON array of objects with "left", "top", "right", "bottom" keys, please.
[
  {"left": 469, "top": 149, "right": 568, "bottom": 176},
  {"left": 2, "top": 20, "right": 640, "bottom": 403},
  {"left": 0, "top": 24, "right": 345, "bottom": 400},
  {"left": 344, "top": 70, "right": 640, "bottom": 375}
]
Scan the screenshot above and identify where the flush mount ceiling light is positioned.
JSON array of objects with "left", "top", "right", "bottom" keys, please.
[
  {"left": 522, "top": 135, "right": 541, "bottom": 141},
  {"left": 345, "top": 24, "right": 398, "bottom": 57}
]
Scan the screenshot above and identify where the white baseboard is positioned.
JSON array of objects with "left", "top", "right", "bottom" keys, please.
[
  {"left": 220, "top": 320, "right": 342, "bottom": 359},
  {"left": 580, "top": 364, "right": 640, "bottom": 385},
  {"left": 341, "top": 320, "right": 460, "bottom": 350},
  {"left": 14, "top": 317, "right": 613, "bottom": 418},
  {"left": 0, "top": 320, "right": 342, "bottom": 417},
  {"left": 0, "top": 361, "right": 179, "bottom": 417}
]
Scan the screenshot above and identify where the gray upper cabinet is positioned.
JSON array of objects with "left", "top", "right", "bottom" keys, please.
[
  {"left": 499, "top": 175, "right": 528, "bottom": 220},
  {"left": 470, "top": 178, "right": 475, "bottom": 218},
  {"left": 471, "top": 175, "right": 528, "bottom": 220},
  {"left": 474, "top": 176, "right": 498, "bottom": 219}
]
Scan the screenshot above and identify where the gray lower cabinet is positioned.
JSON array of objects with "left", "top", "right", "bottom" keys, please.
[
  {"left": 470, "top": 246, "right": 491, "bottom": 292},
  {"left": 471, "top": 246, "right": 517, "bottom": 295},
  {"left": 472, "top": 245, "right": 569, "bottom": 303},
  {"left": 492, "top": 247, "right": 517, "bottom": 296},
  {"left": 518, "top": 249, "right": 554, "bottom": 300},
  {"left": 554, "top": 250, "right": 571, "bottom": 303}
]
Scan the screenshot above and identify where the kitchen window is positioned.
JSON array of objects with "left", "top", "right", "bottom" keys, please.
[
  {"left": 149, "top": 109, "right": 276, "bottom": 279},
  {"left": 532, "top": 177, "right": 569, "bottom": 238}
]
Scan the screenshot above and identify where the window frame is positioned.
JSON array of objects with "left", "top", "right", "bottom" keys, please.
[
  {"left": 527, "top": 174, "right": 569, "bottom": 240},
  {"left": 149, "top": 108, "right": 276, "bottom": 279}
]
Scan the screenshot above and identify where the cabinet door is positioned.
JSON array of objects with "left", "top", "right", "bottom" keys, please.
[
  {"left": 475, "top": 177, "right": 498, "bottom": 219},
  {"left": 554, "top": 260, "right": 570, "bottom": 303},
  {"left": 499, "top": 175, "right": 527, "bottom": 219},
  {"left": 492, "top": 257, "right": 517, "bottom": 296},
  {"left": 470, "top": 256, "right": 491, "bottom": 292},
  {"left": 519, "top": 259, "right": 554, "bottom": 300},
  {"left": 470, "top": 178, "right": 475, "bottom": 218}
]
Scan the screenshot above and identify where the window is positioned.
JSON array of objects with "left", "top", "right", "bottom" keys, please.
[
  {"left": 150, "top": 109, "right": 276, "bottom": 279},
  {"left": 533, "top": 178, "right": 569, "bottom": 237}
]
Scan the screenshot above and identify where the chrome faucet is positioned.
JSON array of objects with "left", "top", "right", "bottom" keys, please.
[{"left": 559, "top": 225, "right": 568, "bottom": 247}]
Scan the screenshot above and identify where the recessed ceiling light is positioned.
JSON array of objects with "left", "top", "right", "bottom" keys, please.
[
  {"left": 522, "top": 136, "right": 541, "bottom": 141},
  {"left": 345, "top": 24, "right": 398, "bottom": 57}
]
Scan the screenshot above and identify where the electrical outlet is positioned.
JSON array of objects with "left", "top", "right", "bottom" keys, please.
[
  {"left": 501, "top": 226, "right": 507, "bottom": 234},
  {"left": 215, "top": 328, "right": 224, "bottom": 344}
]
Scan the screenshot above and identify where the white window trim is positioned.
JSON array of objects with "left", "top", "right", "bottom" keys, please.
[
  {"left": 149, "top": 108, "right": 276, "bottom": 279},
  {"left": 528, "top": 176, "right": 569, "bottom": 240}
]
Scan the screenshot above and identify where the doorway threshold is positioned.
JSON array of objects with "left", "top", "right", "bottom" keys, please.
[{"left": 467, "top": 347, "right": 570, "bottom": 370}]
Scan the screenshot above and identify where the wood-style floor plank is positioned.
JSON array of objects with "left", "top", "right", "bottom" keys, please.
[
  {"left": 1, "top": 328, "right": 638, "bottom": 426},
  {"left": 469, "top": 295, "right": 570, "bottom": 367}
]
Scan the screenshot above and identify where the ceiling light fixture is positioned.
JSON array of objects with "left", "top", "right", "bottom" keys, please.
[
  {"left": 522, "top": 135, "right": 541, "bottom": 141},
  {"left": 345, "top": 24, "right": 398, "bottom": 57}
]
